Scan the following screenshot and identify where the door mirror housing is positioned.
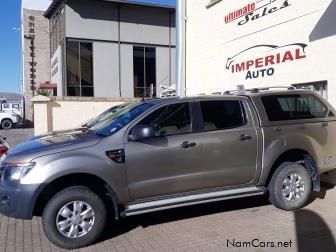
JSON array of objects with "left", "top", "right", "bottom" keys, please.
[{"left": 129, "top": 125, "right": 155, "bottom": 141}]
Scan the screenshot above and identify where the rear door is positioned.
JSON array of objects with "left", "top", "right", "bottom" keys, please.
[{"left": 196, "top": 98, "right": 259, "bottom": 188}]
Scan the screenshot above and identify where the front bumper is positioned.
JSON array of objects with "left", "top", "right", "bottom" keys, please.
[{"left": 0, "top": 182, "right": 41, "bottom": 220}]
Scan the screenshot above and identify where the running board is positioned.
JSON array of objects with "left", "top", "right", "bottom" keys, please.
[{"left": 123, "top": 186, "right": 265, "bottom": 217}]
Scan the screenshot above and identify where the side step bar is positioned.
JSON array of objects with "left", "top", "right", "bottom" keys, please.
[{"left": 123, "top": 186, "right": 265, "bottom": 217}]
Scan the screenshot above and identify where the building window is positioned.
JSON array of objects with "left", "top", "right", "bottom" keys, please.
[
  {"left": 293, "top": 81, "right": 328, "bottom": 99},
  {"left": 133, "top": 46, "right": 156, "bottom": 98},
  {"left": 66, "top": 41, "right": 93, "bottom": 97},
  {"left": 50, "top": 7, "right": 65, "bottom": 56}
]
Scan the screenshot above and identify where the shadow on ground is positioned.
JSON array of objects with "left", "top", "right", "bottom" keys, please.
[
  {"left": 295, "top": 209, "right": 336, "bottom": 252},
  {"left": 98, "top": 185, "right": 336, "bottom": 246},
  {"left": 99, "top": 195, "right": 270, "bottom": 243}
]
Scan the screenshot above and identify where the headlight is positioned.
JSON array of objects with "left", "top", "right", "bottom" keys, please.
[{"left": 1, "top": 162, "right": 36, "bottom": 182}]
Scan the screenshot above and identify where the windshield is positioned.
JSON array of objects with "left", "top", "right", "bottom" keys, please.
[
  {"left": 90, "top": 102, "right": 155, "bottom": 136},
  {"left": 85, "top": 104, "right": 129, "bottom": 128}
]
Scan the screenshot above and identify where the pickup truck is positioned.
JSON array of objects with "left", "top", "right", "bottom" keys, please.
[
  {"left": 0, "top": 111, "right": 20, "bottom": 129},
  {"left": 0, "top": 89, "right": 335, "bottom": 249}
]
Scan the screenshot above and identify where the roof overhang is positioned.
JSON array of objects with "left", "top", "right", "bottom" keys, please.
[{"left": 44, "top": 0, "right": 175, "bottom": 19}]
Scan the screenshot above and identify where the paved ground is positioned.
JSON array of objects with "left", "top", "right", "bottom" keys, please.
[
  {"left": 1, "top": 188, "right": 336, "bottom": 252},
  {"left": 1, "top": 129, "right": 336, "bottom": 251},
  {"left": 0, "top": 128, "right": 34, "bottom": 147}
]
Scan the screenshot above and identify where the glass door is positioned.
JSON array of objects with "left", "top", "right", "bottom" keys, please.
[{"left": 133, "top": 46, "right": 156, "bottom": 98}]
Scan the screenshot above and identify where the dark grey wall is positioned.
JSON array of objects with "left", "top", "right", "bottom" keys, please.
[
  {"left": 310, "top": 0, "right": 336, "bottom": 42},
  {"left": 60, "top": 0, "right": 176, "bottom": 98},
  {"left": 65, "top": 0, "right": 119, "bottom": 41}
]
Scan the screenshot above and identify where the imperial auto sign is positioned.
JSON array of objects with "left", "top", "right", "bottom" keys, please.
[{"left": 226, "top": 43, "right": 308, "bottom": 80}]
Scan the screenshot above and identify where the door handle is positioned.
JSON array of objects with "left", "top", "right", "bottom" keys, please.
[
  {"left": 322, "top": 122, "right": 328, "bottom": 127},
  {"left": 272, "top": 127, "right": 282, "bottom": 132},
  {"left": 298, "top": 124, "right": 306, "bottom": 130},
  {"left": 240, "top": 134, "right": 252, "bottom": 141},
  {"left": 180, "top": 141, "right": 197, "bottom": 149}
]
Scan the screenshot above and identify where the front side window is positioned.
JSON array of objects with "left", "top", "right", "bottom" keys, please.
[
  {"left": 91, "top": 102, "right": 156, "bottom": 136},
  {"left": 66, "top": 41, "right": 93, "bottom": 97},
  {"left": 137, "top": 103, "right": 192, "bottom": 137},
  {"left": 12, "top": 105, "right": 19, "bottom": 109},
  {"left": 200, "top": 100, "right": 245, "bottom": 131},
  {"left": 262, "top": 94, "right": 328, "bottom": 121}
]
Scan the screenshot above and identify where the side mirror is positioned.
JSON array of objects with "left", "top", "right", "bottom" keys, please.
[{"left": 129, "top": 125, "right": 154, "bottom": 141}]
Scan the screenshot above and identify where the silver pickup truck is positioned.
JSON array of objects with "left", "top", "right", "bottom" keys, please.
[{"left": 0, "top": 89, "right": 335, "bottom": 249}]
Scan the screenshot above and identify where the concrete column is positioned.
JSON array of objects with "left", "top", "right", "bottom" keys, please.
[{"left": 31, "top": 95, "right": 52, "bottom": 135}]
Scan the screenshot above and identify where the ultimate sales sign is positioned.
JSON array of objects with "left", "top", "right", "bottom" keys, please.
[{"left": 224, "top": 0, "right": 291, "bottom": 26}]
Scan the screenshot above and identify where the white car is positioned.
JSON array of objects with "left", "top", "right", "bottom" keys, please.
[
  {"left": 1, "top": 103, "right": 22, "bottom": 116},
  {"left": 0, "top": 111, "right": 20, "bottom": 129}
]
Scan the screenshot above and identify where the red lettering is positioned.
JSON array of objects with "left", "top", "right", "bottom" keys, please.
[
  {"left": 246, "top": 60, "right": 254, "bottom": 70},
  {"left": 295, "top": 48, "right": 306, "bottom": 59},
  {"left": 282, "top": 51, "right": 294, "bottom": 62},
  {"left": 234, "top": 62, "right": 246, "bottom": 72},
  {"left": 265, "top": 55, "right": 275, "bottom": 66},
  {"left": 276, "top": 53, "right": 281, "bottom": 64},
  {"left": 255, "top": 58, "right": 263, "bottom": 68}
]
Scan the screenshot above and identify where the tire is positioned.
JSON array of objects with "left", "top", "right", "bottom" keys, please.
[
  {"left": 42, "top": 186, "right": 107, "bottom": 249},
  {"left": 1, "top": 119, "right": 13, "bottom": 130},
  {"left": 268, "top": 162, "right": 312, "bottom": 211}
]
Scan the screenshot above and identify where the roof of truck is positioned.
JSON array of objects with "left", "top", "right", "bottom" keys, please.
[{"left": 145, "top": 89, "right": 317, "bottom": 104}]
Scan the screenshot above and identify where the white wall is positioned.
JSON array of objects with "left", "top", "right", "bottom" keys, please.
[
  {"left": 22, "top": 0, "right": 51, "bottom": 11},
  {"left": 185, "top": 0, "right": 336, "bottom": 104}
]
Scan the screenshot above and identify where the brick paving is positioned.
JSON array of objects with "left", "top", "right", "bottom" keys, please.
[
  {"left": 0, "top": 187, "right": 335, "bottom": 251},
  {"left": 1, "top": 129, "right": 336, "bottom": 251}
]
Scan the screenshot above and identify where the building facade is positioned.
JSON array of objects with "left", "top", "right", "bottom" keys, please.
[
  {"left": 182, "top": 0, "right": 336, "bottom": 105},
  {"left": 44, "top": 0, "right": 176, "bottom": 99},
  {"left": 22, "top": 9, "right": 51, "bottom": 124}
]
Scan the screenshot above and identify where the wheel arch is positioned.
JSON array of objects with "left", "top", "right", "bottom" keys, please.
[
  {"left": 33, "top": 173, "right": 119, "bottom": 220},
  {"left": 263, "top": 149, "right": 319, "bottom": 190}
]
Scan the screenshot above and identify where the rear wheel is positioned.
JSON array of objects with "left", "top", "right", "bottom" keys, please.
[
  {"left": 1, "top": 119, "right": 13, "bottom": 130},
  {"left": 268, "top": 162, "right": 312, "bottom": 211},
  {"left": 42, "top": 186, "right": 107, "bottom": 249}
]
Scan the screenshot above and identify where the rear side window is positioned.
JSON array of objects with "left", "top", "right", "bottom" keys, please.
[
  {"left": 199, "top": 100, "right": 245, "bottom": 131},
  {"left": 261, "top": 94, "right": 327, "bottom": 121}
]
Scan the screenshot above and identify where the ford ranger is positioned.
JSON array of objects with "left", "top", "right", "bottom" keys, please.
[{"left": 0, "top": 89, "right": 335, "bottom": 249}]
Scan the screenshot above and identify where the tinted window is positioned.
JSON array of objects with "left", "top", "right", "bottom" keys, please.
[
  {"left": 133, "top": 46, "right": 156, "bottom": 98},
  {"left": 138, "top": 103, "right": 191, "bottom": 136},
  {"left": 200, "top": 100, "right": 245, "bottom": 131},
  {"left": 262, "top": 94, "right": 327, "bottom": 121},
  {"left": 66, "top": 41, "right": 93, "bottom": 97},
  {"left": 91, "top": 103, "right": 155, "bottom": 136}
]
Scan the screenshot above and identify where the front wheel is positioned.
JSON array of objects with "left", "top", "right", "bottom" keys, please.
[
  {"left": 42, "top": 186, "right": 107, "bottom": 249},
  {"left": 1, "top": 119, "right": 13, "bottom": 129},
  {"left": 268, "top": 162, "right": 312, "bottom": 211}
]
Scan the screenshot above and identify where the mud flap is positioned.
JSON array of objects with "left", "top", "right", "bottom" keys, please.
[{"left": 304, "top": 155, "right": 320, "bottom": 192}]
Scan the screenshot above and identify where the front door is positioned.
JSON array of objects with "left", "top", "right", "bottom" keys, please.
[
  {"left": 125, "top": 102, "right": 203, "bottom": 200},
  {"left": 197, "top": 99, "right": 259, "bottom": 188}
]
